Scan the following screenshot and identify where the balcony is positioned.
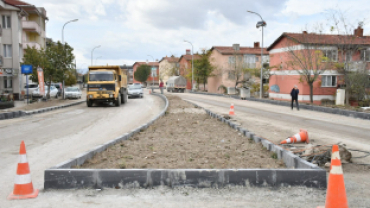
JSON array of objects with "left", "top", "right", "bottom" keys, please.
[
  {"left": 23, "top": 42, "right": 41, "bottom": 50},
  {"left": 22, "top": 20, "right": 42, "bottom": 35}
]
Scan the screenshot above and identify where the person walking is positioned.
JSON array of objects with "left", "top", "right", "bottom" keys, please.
[
  {"left": 290, "top": 85, "right": 299, "bottom": 110},
  {"left": 159, "top": 80, "right": 164, "bottom": 94}
]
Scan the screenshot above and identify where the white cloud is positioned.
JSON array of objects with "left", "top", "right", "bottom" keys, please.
[{"left": 24, "top": 0, "right": 370, "bottom": 66}]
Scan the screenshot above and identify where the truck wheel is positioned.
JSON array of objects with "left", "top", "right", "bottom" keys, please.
[
  {"left": 115, "top": 94, "right": 121, "bottom": 107},
  {"left": 121, "top": 93, "right": 124, "bottom": 104},
  {"left": 123, "top": 92, "right": 128, "bottom": 103},
  {"left": 87, "top": 100, "right": 93, "bottom": 107}
]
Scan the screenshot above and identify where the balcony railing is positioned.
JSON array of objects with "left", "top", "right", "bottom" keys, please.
[
  {"left": 22, "top": 20, "right": 41, "bottom": 35},
  {"left": 23, "top": 42, "right": 41, "bottom": 50}
]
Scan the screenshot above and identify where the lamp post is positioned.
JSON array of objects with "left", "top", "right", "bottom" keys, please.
[
  {"left": 247, "top": 11, "right": 266, "bottom": 99},
  {"left": 95, "top": 56, "right": 102, "bottom": 65},
  {"left": 62, "top": 18, "right": 78, "bottom": 99},
  {"left": 147, "top": 55, "right": 155, "bottom": 93},
  {"left": 184, "top": 40, "right": 194, "bottom": 91},
  {"left": 91, "top": 45, "right": 101, "bottom": 66}
]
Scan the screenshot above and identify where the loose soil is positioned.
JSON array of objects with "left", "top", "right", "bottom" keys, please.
[{"left": 78, "top": 95, "right": 285, "bottom": 169}]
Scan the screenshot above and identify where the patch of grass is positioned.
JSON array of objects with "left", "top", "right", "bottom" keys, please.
[
  {"left": 148, "top": 145, "right": 154, "bottom": 151},
  {"left": 124, "top": 155, "right": 133, "bottom": 160},
  {"left": 209, "top": 164, "right": 214, "bottom": 169},
  {"left": 119, "top": 159, "right": 126, "bottom": 169},
  {"left": 189, "top": 158, "right": 194, "bottom": 162},
  {"left": 271, "top": 152, "right": 278, "bottom": 159},
  {"left": 224, "top": 154, "right": 230, "bottom": 159}
]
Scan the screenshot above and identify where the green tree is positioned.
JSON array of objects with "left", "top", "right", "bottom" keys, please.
[
  {"left": 191, "top": 50, "right": 214, "bottom": 91},
  {"left": 134, "top": 64, "right": 151, "bottom": 84},
  {"left": 22, "top": 41, "right": 75, "bottom": 98}
]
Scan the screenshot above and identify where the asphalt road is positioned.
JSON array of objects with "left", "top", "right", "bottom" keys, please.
[{"left": 0, "top": 93, "right": 164, "bottom": 207}]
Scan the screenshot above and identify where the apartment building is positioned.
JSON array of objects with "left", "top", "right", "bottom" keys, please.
[
  {"left": 267, "top": 26, "right": 370, "bottom": 104},
  {"left": 158, "top": 55, "right": 179, "bottom": 87},
  {"left": 120, "top": 64, "right": 133, "bottom": 84},
  {"left": 178, "top": 49, "right": 201, "bottom": 90},
  {"left": 0, "top": 0, "right": 47, "bottom": 100},
  {"left": 207, "top": 43, "right": 269, "bottom": 93}
]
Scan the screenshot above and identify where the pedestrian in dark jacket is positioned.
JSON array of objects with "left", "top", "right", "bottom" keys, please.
[{"left": 290, "top": 85, "right": 299, "bottom": 110}]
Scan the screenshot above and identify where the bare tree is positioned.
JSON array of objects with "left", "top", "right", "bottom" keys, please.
[
  {"left": 327, "top": 11, "right": 370, "bottom": 105},
  {"left": 281, "top": 31, "right": 332, "bottom": 104}
]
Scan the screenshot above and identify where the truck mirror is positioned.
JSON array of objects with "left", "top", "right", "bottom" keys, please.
[{"left": 119, "top": 75, "right": 121, "bottom": 81}]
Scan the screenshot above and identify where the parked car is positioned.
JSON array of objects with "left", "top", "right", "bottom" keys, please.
[
  {"left": 32, "top": 86, "right": 59, "bottom": 98},
  {"left": 48, "top": 83, "right": 63, "bottom": 96},
  {"left": 128, "top": 84, "right": 143, "bottom": 98},
  {"left": 64, "top": 87, "right": 82, "bottom": 99},
  {"left": 24, "top": 84, "right": 38, "bottom": 95}
]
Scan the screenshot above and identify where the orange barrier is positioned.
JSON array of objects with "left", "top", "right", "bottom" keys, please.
[
  {"left": 280, "top": 129, "right": 309, "bottom": 144},
  {"left": 229, "top": 103, "right": 235, "bottom": 116},
  {"left": 318, "top": 145, "right": 348, "bottom": 208},
  {"left": 8, "top": 141, "right": 38, "bottom": 200}
]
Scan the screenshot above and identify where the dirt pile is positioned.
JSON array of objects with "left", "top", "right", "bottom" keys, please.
[{"left": 78, "top": 95, "right": 285, "bottom": 169}]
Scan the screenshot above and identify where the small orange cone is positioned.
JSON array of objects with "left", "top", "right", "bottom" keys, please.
[
  {"left": 8, "top": 141, "right": 38, "bottom": 200},
  {"left": 229, "top": 103, "right": 235, "bottom": 116},
  {"left": 318, "top": 145, "right": 348, "bottom": 208},
  {"left": 280, "top": 129, "right": 309, "bottom": 144}
]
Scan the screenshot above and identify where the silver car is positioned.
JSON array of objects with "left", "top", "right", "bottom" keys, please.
[
  {"left": 128, "top": 84, "right": 143, "bottom": 98},
  {"left": 65, "top": 87, "right": 82, "bottom": 99}
]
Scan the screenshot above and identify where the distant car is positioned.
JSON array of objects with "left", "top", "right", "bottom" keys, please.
[
  {"left": 24, "top": 84, "right": 38, "bottom": 95},
  {"left": 64, "top": 87, "right": 82, "bottom": 99},
  {"left": 49, "top": 83, "right": 63, "bottom": 96},
  {"left": 128, "top": 84, "right": 143, "bottom": 98},
  {"left": 32, "top": 86, "right": 59, "bottom": 98}
]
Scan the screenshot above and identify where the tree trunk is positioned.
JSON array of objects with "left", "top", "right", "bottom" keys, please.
[
  {"left": 47, "top": 75, "right": 52, "bottom": 99},
  {"left": 309, "top": 82, "right": 313, "bottom": 104}
]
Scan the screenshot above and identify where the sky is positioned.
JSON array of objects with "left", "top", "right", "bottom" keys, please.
[{"left": 25, "top": 0, "right": 370, "bottom": 72}]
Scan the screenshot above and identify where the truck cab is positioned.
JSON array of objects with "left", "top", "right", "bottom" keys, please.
[{"left": 86, "top": 66, "right": 128, "bottom": 107}]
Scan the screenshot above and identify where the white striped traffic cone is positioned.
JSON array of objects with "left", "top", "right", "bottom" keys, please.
[
  {"left": 280, "top": 129, "right": 309, "bottom": 144},
  {"left": 229, "top": 103, "right": 235, "bottom": 116},
  {"left": 8, "top": 141, "right": 38, "bottom": 200}
]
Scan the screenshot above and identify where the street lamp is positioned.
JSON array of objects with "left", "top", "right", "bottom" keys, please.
[
  {"left": 91, "top": 45, "right": 101, "bottom": 65},
  {"left": 147, "top": 55, "right": 155, "bottom": 93},
  {"left": 184, "top": 40, "right": 194, "bottom": 91},
  {"left": 247, "top": 10, "right": 266, "bottom": 99},
  {"left": 61, "top": 18, "right": 78, "bottom": 99},
  {"left": 95, "top": 56, "right": 102, "bottom": 65}
]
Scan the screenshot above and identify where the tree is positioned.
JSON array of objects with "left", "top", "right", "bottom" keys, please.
[
  {"left": 327, "top": 11, "right": 370, "bottom": 105},
  {"left": 134, "top": 64, "right": 151, "bottom": 84},
  {"left": 22, "top": 41, "right": 75, "bottom": 99},
  {"left": 192, "top": 50, "right": 214, "bottom": 91},
  {"left": 281, "top": 31, "right": 331, "bottom": 103}
]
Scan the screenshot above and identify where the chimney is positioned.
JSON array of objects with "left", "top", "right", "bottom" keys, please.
[
  {"left": 354, "top": 25, "right": 364, "bottom": 37},
  {"left": 232, "top": 44, "right": 240, "bottom": 51},
  {"left": 254, "top": 42, "right": 260, "bottom": 48},
  {"left": 303, "top": 31, "right": 308, "bottom": 34},
  {"left": 186, "top": 49, "right": 191, "bottom": 55}
]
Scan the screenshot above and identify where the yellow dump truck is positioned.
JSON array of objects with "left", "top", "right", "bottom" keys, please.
[{"left": 86, "top": 65, "right": 128, "bottom": 107}]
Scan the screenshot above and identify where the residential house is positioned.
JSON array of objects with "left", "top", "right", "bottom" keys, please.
[
  {"left": 267, "top": 27, "right": 370, "bottom": 104},
  {"left": 132, "top": 61, "right": 159, "bottom": 87},
  {"left": 178, "top": 49, "right": 201, "bottom": 91},
  {"left": 120, "top": 64, "right": 133, "bottom": 84},
  {"left": 0, "top": 0, "right": 47, "bottom": 100},
  {"left": 207, "top": 43, "right": 269, "bottom": 94},
  {"left": 158, "top": 55, "right": 179, "bottom": 87}
]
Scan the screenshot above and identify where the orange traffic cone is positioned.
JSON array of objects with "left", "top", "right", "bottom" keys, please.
[
  {"left": 280, "top": 129, "right": 309, "bottom": 144},
  {"left": 8, "top": 141, "right": 38, "bottom": 200},
  {"left": 318, "top": 145, "right": 348, "bottom": 208},
  {"left": 229, "top": 103, "right": 235, "bottom": 116}
]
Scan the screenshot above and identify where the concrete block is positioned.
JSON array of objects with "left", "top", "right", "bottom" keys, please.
[
  {"left": 0, "top": 113, "right": 5, "bottom": 120},
  {"left": 282, "top": 150, "right": 297, "bottom": 169},
  {"left": 13, "top": 111, "right": 20, "bottom": 118},
  {"left": 5, "top": 112, "right": 13, "bottom": 119},
  {"left": 75, "top": 151, "right": 94, "bottom": 166}
]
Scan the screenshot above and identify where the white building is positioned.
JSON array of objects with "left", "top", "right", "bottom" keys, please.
[{"left": 0, "top": 0, "right": 47, "bottom": 100}]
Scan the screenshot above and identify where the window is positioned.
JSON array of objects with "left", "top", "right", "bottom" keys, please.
[
  {"left": 321, "top": 75, "right": 337, "bottom": 87},
  {"left": 4, "top": 76, "right": 12, "bottom": 88},
  {"left": 3, "top": 44, "right": 12, "bottom": 57},
  {"left": 345, "top": 51, "right": 352, "bottom": 62},
  {"left": 361, "top": 50, "right": 370, "bottom": 62},
  {"left": 262, "top": 55, "right": 270, "bottom": 63},
  {"left": 229, "top": 56, "right": 242, "bottom": 64},
  {"left": 152, "top": 68, "right": 157, "bottom": 77},
  {"left": 322, "top": 49, "right": 338, "bottom": 62},
  {"left": 2, "top": 15, "right": 11, "bottom": 28},
  {"left": 244, "top": 55, "right": 256, "bottom": 68}
]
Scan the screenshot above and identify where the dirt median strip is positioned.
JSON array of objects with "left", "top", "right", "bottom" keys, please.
[{"left": 77, "top": 95, "right": 285, "bottom": 169}]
